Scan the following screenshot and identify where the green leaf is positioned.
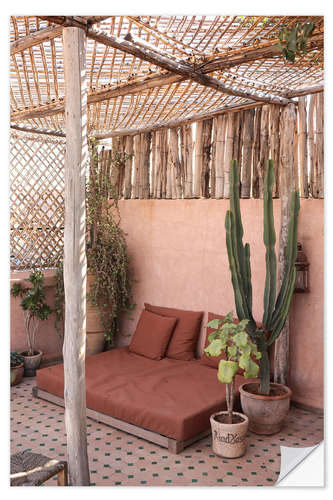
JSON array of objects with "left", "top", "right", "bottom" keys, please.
[
  {"left": 243, "top": 358, "right": 260, "bottom": 379},
  {"left": 217, "top": 360, "right": 238, "bottom": 384},
  {"left": 227, "top": 344, "right": 237, "bottom": 360},
  {"left": 206, "top": 319, "right": 223, "bottom": 329},
  {"left": 233, "top": 331, "right": 248, "bottom": 348},
  {"left": 204, "top": 338, "right": 225, "bottom": 357}
]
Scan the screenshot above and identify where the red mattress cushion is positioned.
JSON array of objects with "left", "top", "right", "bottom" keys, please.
[{"left": 36, "top": 346, "right": 249, "bottom": 441}]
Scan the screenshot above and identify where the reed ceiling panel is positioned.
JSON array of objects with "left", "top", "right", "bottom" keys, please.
[{"left": 10, "top": 15, "right": 324, "bottom": 136}]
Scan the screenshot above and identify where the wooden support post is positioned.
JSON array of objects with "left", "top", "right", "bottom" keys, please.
[
  {"left": 274, "top": 102, "right": 297, "bottom": 387},
  {"left": 160, "top": 129, "right": 169, "bottom": 199},
  {"left": 223, "top": 112, "right": 236, "bottom": 199},
  {"left": 293, "top": 107, "right": 300, "bottom": 192},
  {"left": 141, "top": 133, "right": 151, "bottom": 199},
  {"left": 193, "top": 119, "right": 212, "bottom": 198},
  {"left": 133, "top": 134, "right": 141, "bottom": 198},
  {"left": 150, "top": 132, "right": 156, "bottom": 198},
  {"left": 258, "top": 105, "right": 270, "bottom": 197},
  {"left": 308, "top": 94, "right": 316, "bottom": 198},
  {"left": 63, "top": 26, "right": 90, "bottom": 487},
  {"left": 241, "top": 108, "right": 255, "bottom": 198},
  {"left": 169, "top": 128, "right": 183, "bottom": 199},
  {"left": 252, "top": 107, "right": 262, "bottom": 198},
  {"left": 269, "top": 104, "right": 281, "bottom": 198},
  {"left": 124, "top": 135, "right": 134, "bottom": 199},
  {"left": 298, "top": 96, "right": 309, "bottom": 198},
  {"left": 316, "top": 92, "right": 324, "bottom": 198},
  {"left": 214, "top": 114, "right": 227, "bottom": 199},
  {"left": 181, "top": 124, "right": 193, "bottom": 198}
]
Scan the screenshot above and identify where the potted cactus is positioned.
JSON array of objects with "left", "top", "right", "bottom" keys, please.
[
  {"left": 10, "top": 351, "right": 24, "bottom": 386},
  {"left": 10, "top": 271, "right": 52, "bottom": 376},
  {"left": 225, "top": 159, "right": 299, "bottom": 434},
  {"left": 205, "top": 313, "right": 261, "bottom": 458}
]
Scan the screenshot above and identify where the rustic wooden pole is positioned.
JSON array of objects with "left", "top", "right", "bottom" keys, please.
[
  {"left": 118, "top": 136, "right": 126, "bottom": 198},
  {"left": 293, "top": 107, "right": 300, "bottom": 192},
  {"left": 193, "top": 119, "right": 212, "bottom": 198},
  {"left": 154, "top": 130, "right": 162, "bottom": 198},
  {"left": 316, "top": 92, "right": 324, "bottom": 198},
  {"left": 252, "top": 107, "right": 262, "bottom": 198},
  {"left": 308, "top": 94, "right": 316, "bottom": 198},
  {"left": 269, "top": 104, "right": 281, "bottom": 198},
  {"left": 223, "top": 112, "right": 236, "bottom": 199},
  {"left": 63, "top": 26, "right": 90, "bottom": 486},
  {"left": 298, "top": 96, "right": 309, "bottom": 198},
  {"left": 258, "top": 105, "right": 270, "bottom": 197},
  {"left": 210, "top": 119, "right": 217, "bottom": 198},
  {"left": 214, "top": 114, "right": 227, "bottom": 199},
  {"left": 150, "top": 132, "right": 156, "bottom": 198},
  {"left": 124, "top": 135, "right": 134, "bottom": 199},
  {"left": 201, "top": 119, "right": 213, "bottom": 198},
  {"left": 141, "top": 133, "right": 151, "bottom": 199},
  {"left": 274, "top": 102, "right": 297, "bottom": 387},
  {"left": 133, "top": 134, "right": 141, "bottom": 198},
  {"left": 182, "top": 124, "right": 193, "bottom": 198},
  {"left": 240, "top": 108, "right": 255, "bottom": 198},
  {"left": 111, "top": 137, "right": 121, "bottom": 196},
  {"left": 160, "top": 129, "right": 168, "bottom": 199},
  {"left": 169, "top": 128, "right": 182, "bottom": 198}
]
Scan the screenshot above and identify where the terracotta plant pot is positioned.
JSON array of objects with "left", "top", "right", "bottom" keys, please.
[
  {"left": 210, "top": 411, "right": 249, "bottom": 458},
  {"left": 10, "top": 363, "right": 24, "bottom": 386},
  {"left": 86, "top": 274, "right": 105, "bottom": 356},
  {"left": 239, "top": 382, "right": 292, "bottom": 435},
  {"left": 20, "top": 350, "right": 43, "bottom": 377},
  {"left": 86, "top": 332, "right": 106, "bottom": 357}
]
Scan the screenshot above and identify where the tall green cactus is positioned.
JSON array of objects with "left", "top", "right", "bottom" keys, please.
[{"left": 225, "top": 159, "right": 300, "bottom": 395}]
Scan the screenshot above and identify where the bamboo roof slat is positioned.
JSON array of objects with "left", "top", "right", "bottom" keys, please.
[{"left": 9, "top": 15, "right": 323, "bottom": 136}]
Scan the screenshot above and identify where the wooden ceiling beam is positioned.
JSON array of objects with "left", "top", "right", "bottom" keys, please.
[
  {"left": 10, "top": 124, "right": 65, "bottom": 137},
  {"left": 94, "top": 100, "right": 264, "bottom": 139},
  {"left": 286, "top": 84, "right": 323, "bottom": 98},
  {"left": 86, "top": 29, "right": 292, "bottom": 106},
  {"left": 10, "top": 25, "right": 63, "bottom": 55}
]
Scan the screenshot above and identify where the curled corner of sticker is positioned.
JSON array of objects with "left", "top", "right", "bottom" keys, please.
[{"left": 276, "top": 441, "right": 324, "bottom": 486}]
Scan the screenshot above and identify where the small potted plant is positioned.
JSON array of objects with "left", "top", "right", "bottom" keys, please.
[
  {"left": 10, "top": 271, "right": 52, "bottom": 376},
  {"left": 204, "top": 312, "right": 261, "bottom": 458},
  {"left": 10, "top": 351, "right": 24, "bottom": 386}
]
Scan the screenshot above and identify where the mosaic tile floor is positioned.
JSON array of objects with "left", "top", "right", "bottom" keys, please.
[{"left": 10, "top": 378, "right": 323, "bottom": 487}]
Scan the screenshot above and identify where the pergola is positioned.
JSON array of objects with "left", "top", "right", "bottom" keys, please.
[{"left": 10, "top": 15, "right": 324, "bottom": 486}]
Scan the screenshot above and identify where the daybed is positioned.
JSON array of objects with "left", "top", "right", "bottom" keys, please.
[{"left": 34, "top": 305, "right": 252, "bottom": 453}]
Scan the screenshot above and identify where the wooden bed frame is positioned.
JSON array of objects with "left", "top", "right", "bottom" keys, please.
[{"left": 32, "top": 387, "right": 211, "bottom": 454}]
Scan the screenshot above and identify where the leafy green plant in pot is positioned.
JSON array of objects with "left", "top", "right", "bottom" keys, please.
[
  {"left": 10, "top": 351, "right": 24, "bottom": 386},
  {"left": 55, "top": 140, "right": 135, "bottom": 354},
  {"left": 10, "top": 271, "right": 52, "bottom": 376},
  {"left": 225, "top": 159, "right": 299, "bottom": 434},
  {"left": 205, "top": 313, "right": 261, "bottom": 458}
]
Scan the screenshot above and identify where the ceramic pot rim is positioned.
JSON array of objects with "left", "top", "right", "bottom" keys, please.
[
  {"left": 239, "top": 382, "right": 292, "bottom": 401},
  {"left": 19, "top": 349, "right": 43, "bottom": 358},
  {"left": 210, "top": 411, "right": 249, "bottom": 427}
]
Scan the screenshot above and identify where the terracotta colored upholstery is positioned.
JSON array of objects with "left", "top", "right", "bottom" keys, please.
[
  {"left": 129, "top": 309, "right": 177, "bottom": 360},
  {"left": 144, "top": 303, "right": 203, "bottom": 361},
  {"left": 36, "top": 346, "right": 249, "bottom": 441},
  {"left": 200, "top": 312, "right": 239, "bottom": 369}
]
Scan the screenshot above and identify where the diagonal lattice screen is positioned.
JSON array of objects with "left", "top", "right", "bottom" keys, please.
[{"left": 10, "top": 132, "right": 65, "bottom": 270}]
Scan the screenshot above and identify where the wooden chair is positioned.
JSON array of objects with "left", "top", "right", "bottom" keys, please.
[{"left": 10, "top": 450, "right": 68, "bottom": 486}]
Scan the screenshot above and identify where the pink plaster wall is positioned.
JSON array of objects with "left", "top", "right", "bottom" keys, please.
[
  {"left": 10, "top": 269, "right": 63, "bottom": 355},
  {"left": 9, "top": 198, "right": 324, "bottom": 410},
  {"left": 117, "top": 199, "right": 324, "bottom": 410}
]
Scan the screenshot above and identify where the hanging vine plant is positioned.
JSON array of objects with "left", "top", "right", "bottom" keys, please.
[{"left": 55, "top": 138, "right": 135, "bottom": 347}]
